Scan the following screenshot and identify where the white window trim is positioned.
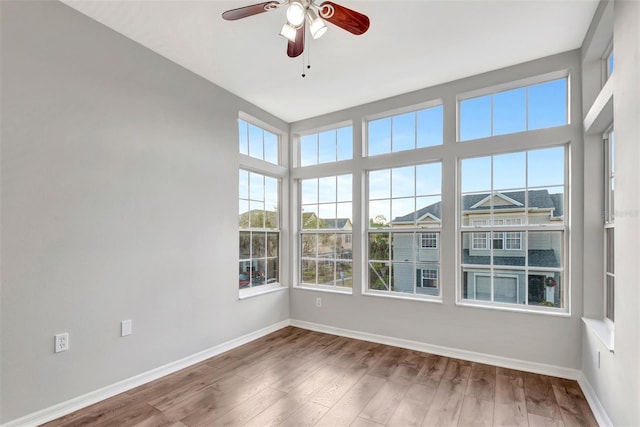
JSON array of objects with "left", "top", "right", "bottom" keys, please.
[{"left": 238, "top": 113, "right": 289, "bottom": 298}]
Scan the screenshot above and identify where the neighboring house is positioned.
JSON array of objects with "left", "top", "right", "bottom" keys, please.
[{"left": 390, "top": 190, "right": 563, "bottom": 304}]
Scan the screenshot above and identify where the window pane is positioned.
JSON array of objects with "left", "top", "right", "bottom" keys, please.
[
  {"left": 368, "top": 118, "right": 391, "bottom": 156},
  {"left": 267, "top": 233, "right": 279, "bottom": 257},
  {"left": 319, "top": 204, "right": 337, "bottom": 228},
  {"left": 301, "top": 178, "right": 318, "bottom": 205},
  {"left": 239, "top": 231, "right": 251, "bottom": 259},
  {"left": 337, "top": 261, "right": 352, "bottom": 287},
  {"left": 249, "top": 172, "right": 264, "bottom": 201},
  {"left": 460, "top": 96, "right": 491, "bottom": 141},
  {"left": 369, "top": 262, "right": 390, "bottom": 290},
  {"left": 528, "top": 231, "right": 562, "bottom": 268},
  {"left": 369, "top": 233, "right": 390, "bottom": 261},
  {"left": 369, "top": 200, "right": 390, "bottom": 228},
  {"left": 391, "top": 262, "right": 414, "bottom": 294},
  {"left": 494, "top": 152, "right": 526, "bottom": 190},
  {"left": 392, "top": 112, "right": 416, "bottom": 152},
  {"left": 318, "top": 176, "right": 336, "bottom": 203},
  {"left": 337, "top": 174, "right": 352, "bottom": 202},
  {"left": 493, "top": 88, "right": 526, "bottom": 135},
  {"left": 493, "top": 272, "right": 522, "bottom": 304},
  {"left": 318, "top": 130, "right": 336, "bottom": 164},
  {"left": 300, "top": 134, "right": 317, "bottom": 166},
  {"left": 252, "top": 233, "right": 266, "bottom": 258},
  {"left": 528, "top": 146, "right": 564, "bottom": 187},
  {"left": 528, "top": 79, "right": 567, "bottom": 130},
  {"left": 461, "top": 157, "right": 491, "bottom": 193},
  {"left": 248, "top": 124, "right": 263, "bottom": 160},
  {"left": 369, "top": 169, "right": 391, "bottom": 200},
  {"left": 606, "top": 228, "right": 614, "bottom": 274},
  {"left": 392, "top": 198, "right": 415, "bottom": 224},
  {"left": 416, "top": 163, "right": 441, "bottom": 196},
  {"left": 302, "top": 205, "right": 319, "bottom": 229},
  {"left": 337, "top": 127, "right": 353, "bottom": 161},
  {"left": 392, "top": 166, "right": 415, "bottom": 198},
  {"left": 238, "top": 120, "right": 248, "bottom": 155},
  {"left": 301, "top": 234, "right": 317, "bottom": 257},
  {"left": 463, "top": 270, "right": 491, "bottom": 301},
  {"left": 264, "top": 131, "right": 278, "bottom": 164},
  {"left": 462, "top": 232, "right": 491, "bottom": 265},
  {"left": 301, "top": 260, "right": 317, "bottom": 284},
  {"left": 417, "top": 105, "right": 443, "bottom": 148},
  {"left": 415, "top": 196, "right": 441, "bottom": 227}
]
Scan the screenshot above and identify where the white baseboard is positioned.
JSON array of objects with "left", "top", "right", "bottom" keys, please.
[
  {"left": 1, "top": 320, "right": 290, "bottom": 427},
  {"left": 577, "top": 372, "right": 614, "bottom": 427},
  {"left": 289, "top": 319, "right": 581, "bottom": 380}
]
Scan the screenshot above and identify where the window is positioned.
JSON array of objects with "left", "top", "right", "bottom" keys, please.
[
  {"left": 459, "top": 78, "right": 568, "bottom": 141},
  {"left": 367, "top": 104, "right": 443, "bottom": 156},
  {"left": 300, "top": 175, "right": 352, "bottom": 289},
  {"left": 239, "top": 170, "right": 280, "bottom": 289},
  {"left": 367, "top": 163, "right": 442, "bottom": 298},
  {"left": 460, "top": 147, "right": 566, "bottom": 309},
  {"left": 239, "top": 118, "right": 279, "bottom": 164},
  {"left": 300, "top": 126, "right": 352, "bottom": 166},
  {"left": 604, "top": 129, "right": 615, "bottom": 321},
  {"left": 419, "top": 268, "right": 438, "bottom": 288},
  {"left": 420, "top": 232, "right": 438, "bottom": 249},
  {"left": 604, "top": 42, "right": 614, "bottom": 82}
]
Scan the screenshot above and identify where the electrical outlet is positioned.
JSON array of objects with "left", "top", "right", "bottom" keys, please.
[
  {"left": 55, "top": 333, "right": 69, "bottom": 353},
  {"left": 121, "top": 320, "right": 132, "bottom": 337},
  {"left": 316, "top": 297, "right": 322, "bottom": 308}
]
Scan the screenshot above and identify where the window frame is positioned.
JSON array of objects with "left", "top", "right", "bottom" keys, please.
[
  {"left": 365, "top": 162, "right": 443, "bottom": 301},
  {"left": 238, "top": 113, "right": 288, "bottom": 298},
  {"left": 604, "top": 127, "right": 615, "bottom": 322},
  {"left": 457, "top": 70, "right": 570, "bottom": 142},
  {"left": 458, "top": 146, "right": 568, "bottom": 313}
]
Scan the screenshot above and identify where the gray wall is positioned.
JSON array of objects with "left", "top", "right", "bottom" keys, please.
[{"left": 0, "top": 0, "right": 289, "bottom": 422}]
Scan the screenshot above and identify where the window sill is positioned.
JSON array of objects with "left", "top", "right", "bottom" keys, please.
[
  {"left": 239, "top": 284, "right": 288, "bottom": 300},
  {"left": 293, "top": 284, "right": 353, "bottom": 295},
  {"left": 456, "top": 300, "right": 571, "bottom": 317},
  {"left": 363, "top": 290, "right": 443, "bottom": 304},
  {"left": 582, "top": 317, "right": 615, "bottom": 352}
]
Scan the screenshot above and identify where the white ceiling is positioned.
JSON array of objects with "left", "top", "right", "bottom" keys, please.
[{"left": 60, "top": 0, "right": 599, "bottom": 123}]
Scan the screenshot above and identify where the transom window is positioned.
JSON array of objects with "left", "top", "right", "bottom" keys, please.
[
  {"left": 459, "top": 78, "right": 568, "bottom": 141},
  {"left": 460, "top": 147, "right": 566, "bottom": 309},
  {"left": 300, "top": 126, "right": 352, "bottom": 166},
  {"left": 367, "top": 104, "right": 443, "bottom": 156},
  {"left": 239, "top": 119, "right": 279, "bottom": 164}
]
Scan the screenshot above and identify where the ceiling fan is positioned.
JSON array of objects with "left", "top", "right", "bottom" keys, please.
[{"left": 222, "top": 0, "right": 370, "bottom": 58}]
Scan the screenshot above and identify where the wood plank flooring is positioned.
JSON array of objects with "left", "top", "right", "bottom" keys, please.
[{"left": 43, "top": 327, "right": 598, "bottom": 427}]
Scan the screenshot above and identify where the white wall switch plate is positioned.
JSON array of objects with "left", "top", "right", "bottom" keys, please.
[{"left": 121, "top": 320, "right": 132, "bottom": 337}]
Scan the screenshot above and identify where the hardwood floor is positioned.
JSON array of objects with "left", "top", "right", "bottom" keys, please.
[{"left": 43, "top": 327, "right": 598, "bottom": 427}]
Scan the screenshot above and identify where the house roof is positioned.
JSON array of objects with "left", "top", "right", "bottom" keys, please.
[{"left": 392, "top": 190, "right": 563, "bottom": 223}]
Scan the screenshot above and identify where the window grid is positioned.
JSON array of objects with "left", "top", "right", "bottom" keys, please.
[
  {"left": 300, "top": 175, "right": 353, "bottom": 289},
  {"left": 239, "top": 170, "right": 280, "bottom": 289},
  {"left": 460, "top": 147, "right": 566, "bottom": 309},
  {"left": 604, "top": 128, "right": 615, "bottom": 321},
  {"left": 459, "top": 78, "right": 568, "bottom": 141}
]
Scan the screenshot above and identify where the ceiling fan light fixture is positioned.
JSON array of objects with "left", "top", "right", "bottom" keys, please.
[
  {"left": 279, "top": 23, "right": 298, "bottom": 42},
  {"left": 286, "top": 1, "right": 306, "bottom": 27},
  {"left": 307, "top": 9, "right": 327, "bottom": 39}
]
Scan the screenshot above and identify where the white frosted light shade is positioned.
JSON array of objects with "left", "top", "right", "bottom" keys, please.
[
  {"left": 286, "top": 2, "right": 306, "bottom": 27},
  {"left": 279, "top": 23, "right": 297, "bottom": 42},
  {"left": 310, "top": 18, "right": 327, "bottom": 39}
]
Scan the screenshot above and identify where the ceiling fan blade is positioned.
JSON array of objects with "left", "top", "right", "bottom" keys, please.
[
  {"left": 318, "top": 1, "right": 370, "bottom": 35},
  {"left": 287, "top": 23, "right": 305, "bottom": 58},
  {"left": 222, "top": 1, "right": 279, "bottom": 21}
]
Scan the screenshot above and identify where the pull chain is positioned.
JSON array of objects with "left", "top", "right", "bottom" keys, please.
[{"left": 301, "top": 38, "right": 311, "bottom": 78}]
